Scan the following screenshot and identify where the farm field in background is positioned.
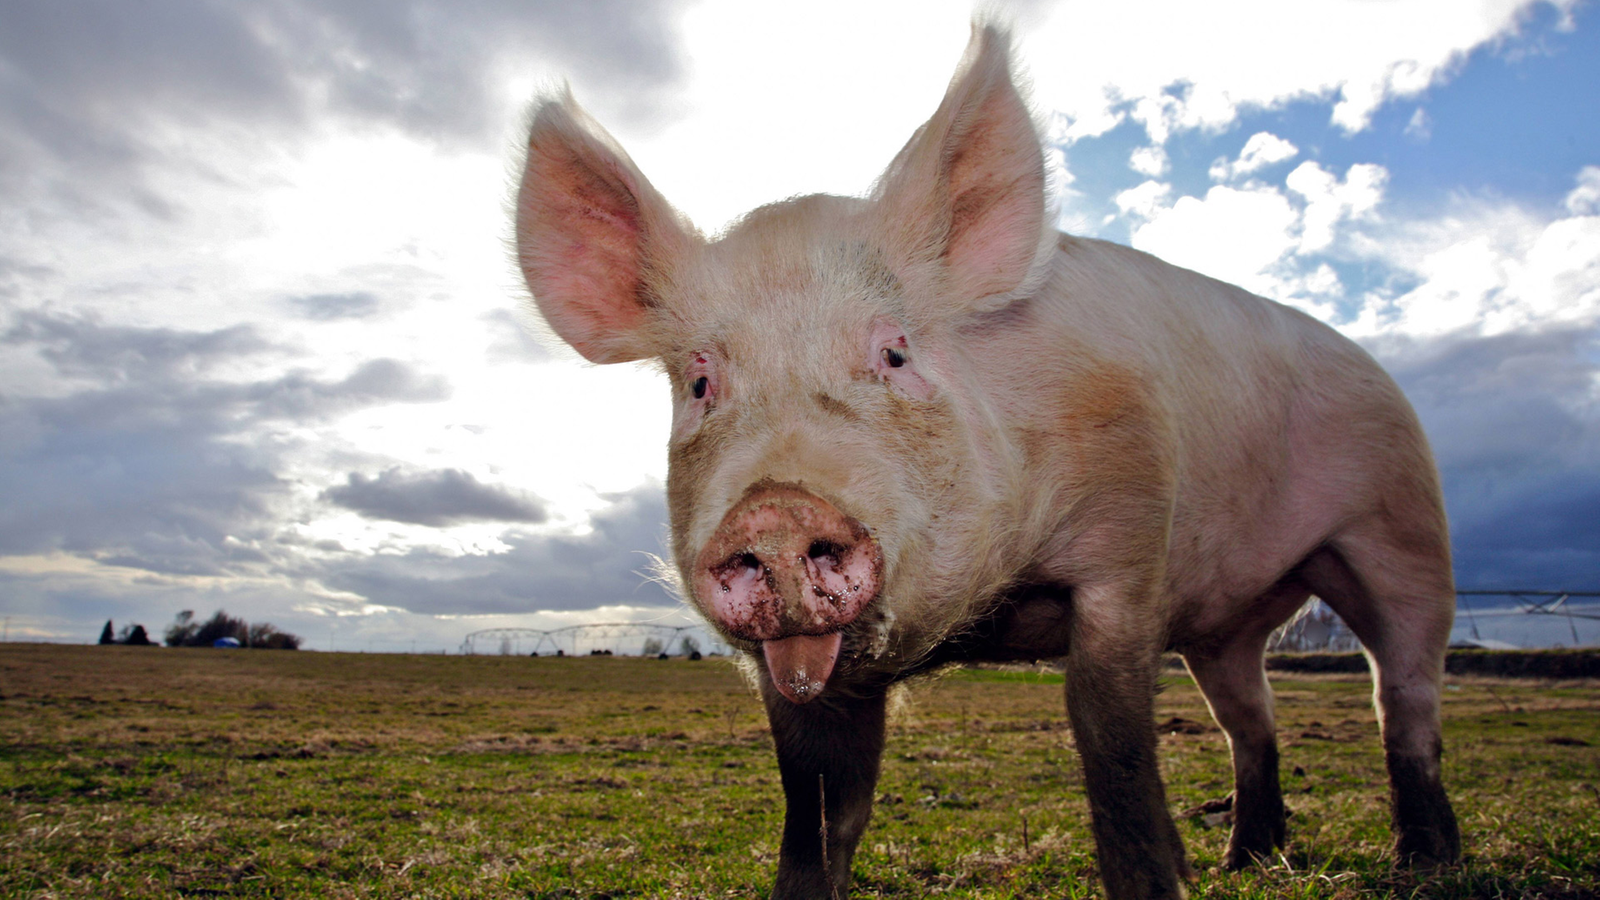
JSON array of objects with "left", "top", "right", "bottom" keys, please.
[{"left": 1, "top": 644, "right": 1596, "bottom": 899}]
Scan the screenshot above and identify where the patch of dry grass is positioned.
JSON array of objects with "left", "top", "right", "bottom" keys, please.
[{"left": 2, "top": 644, "right": 1596, "bottom": 898}]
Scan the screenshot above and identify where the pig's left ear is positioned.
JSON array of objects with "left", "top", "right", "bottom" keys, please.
[
  {"left": 873, "top": 25, "right": 1053, "bottom": 312},
  {"left": 515, "top": 90, "right": 697, "bottom": 364}
]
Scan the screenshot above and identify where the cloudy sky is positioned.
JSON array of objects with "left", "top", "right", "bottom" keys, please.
[{"left": 1, "top": 0, "right": 1596, "bottom": 651}]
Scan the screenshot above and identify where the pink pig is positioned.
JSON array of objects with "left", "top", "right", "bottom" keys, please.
[{"left": 513, "top": 25, "right": 1460, "bottom": 900}]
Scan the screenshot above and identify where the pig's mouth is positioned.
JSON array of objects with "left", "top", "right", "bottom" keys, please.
[
  {"left": 761, "top": 632, "right": 844, "bottom": 703},
  {"left": 692, "top": 481, "right": 885, "bottom": 704}
]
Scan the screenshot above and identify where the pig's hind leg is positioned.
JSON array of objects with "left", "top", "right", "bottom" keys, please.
[
  {"left": 1299, "top": 529, "right": 1462, "bottom": 867},
  {"left": 1182, "top": 581, "right": 1310, "bottom": 869}
]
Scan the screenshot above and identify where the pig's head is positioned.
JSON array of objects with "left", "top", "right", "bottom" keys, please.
[{"left": 513, "top": 27, "right": 1055, "bottom": 702}]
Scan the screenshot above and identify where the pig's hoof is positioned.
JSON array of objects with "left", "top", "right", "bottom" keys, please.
[
  {"left": 1220, "top": 845, "right": 1270, "bottom": 871},
  {"left": 1221, "top": 820, "right": 1285, "bottom": 870},
  {"left": 1394, "top": 828, "right": 1461, "bottom": 869}
]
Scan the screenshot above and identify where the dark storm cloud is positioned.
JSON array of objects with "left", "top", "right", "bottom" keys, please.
[
  {"left": 1377, "top": 327, "right": 1600, "bottom": 589},
  {"left": 5, "top": 308, "right": 270, "bottom": 381},
  {"left": 249, "top": 358, "right": 450, "bottom": 418},
  {"left": 314, "top": 481, "right": 675, "bottom": 614},
  {"left": 0, "top": 3, "right": 297, "bottom": 169},
  {"left": 260, "top": 0, "right": 690, "bottom": 136},
  {"left": 0, "top": 0, "right": 689, "bottom": 206},
  {"left": 288, "top": 291, "right": 382, "bottom": 320},
  {"left": 0, "top": 310, "right": 451, "bottom": 575},
  {"left": 323, "top": 467, "right": 549, "bottom": 526}
]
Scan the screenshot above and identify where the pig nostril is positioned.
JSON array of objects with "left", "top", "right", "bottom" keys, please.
[
  {"left": 711, "top": 551, "right": 767, "bottom": 597},
  {"left": 731, "top": 552, "right": 762, "bottom": 574},
  {"left": 806, "top": 540, "right": 844, "bottom": 566}
]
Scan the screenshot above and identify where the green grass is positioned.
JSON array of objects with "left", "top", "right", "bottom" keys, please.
[{"left": 1, "top": 644, "right": 1596, "bottom": 898}]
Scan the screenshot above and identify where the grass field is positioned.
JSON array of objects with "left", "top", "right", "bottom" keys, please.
[{"left": 1, "top": 644, "right": 1596, "bottom": 899}]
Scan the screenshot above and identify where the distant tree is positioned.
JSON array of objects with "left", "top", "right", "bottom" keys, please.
[
  {"left": 248, "top": 622, "right": 301, "bottom": 650},
  {"left": 98, "top": 620, "right": 116, "bottom": 645},
  {"left": 164, "top": 609, "right": 301, "bottom": 649},
  {"left": 641, "top": 637, "right": 665, "bottom": 657},
  {"left": 678, "top": 635, "right": 700, "bottom": 656},
  {"left": 121, "top": 624, "right": 154, "bottom": 646},
  {"left": 165, "top": 610, "right": 198, "bottom": 647},
  {"left": 191, "top": 610, "right": 249, "bottom": 646}
]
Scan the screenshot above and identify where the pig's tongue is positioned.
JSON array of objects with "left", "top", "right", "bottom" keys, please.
[{"left": 762, "top": 632, "right": 843, "bottom": 704}]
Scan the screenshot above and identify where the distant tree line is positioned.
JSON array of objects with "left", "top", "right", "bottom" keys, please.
[
  {"left": 97, "top": 620, "right": 155, "bottom": 646},
  {"left": 98, "top": 611, "right": 302, "bottom": 648},
  {"left": 163, "top": 610, "right": 303, "bottom": 649}
]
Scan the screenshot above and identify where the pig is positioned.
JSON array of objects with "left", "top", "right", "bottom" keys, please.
[{"left": 512, "top": 24, "right": 1461, "bottom": 900}]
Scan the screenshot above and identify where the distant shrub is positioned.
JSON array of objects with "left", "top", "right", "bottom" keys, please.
[
  {"left": 98, "top": 620, "right": 155, "bottom": 646},
  {"left": 164, "top": 609, "right": 301, "bottom": 650}
]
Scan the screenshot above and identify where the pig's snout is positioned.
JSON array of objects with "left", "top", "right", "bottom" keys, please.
[{"left": 693, "top": 483, "right": 883, "bottom": 703}]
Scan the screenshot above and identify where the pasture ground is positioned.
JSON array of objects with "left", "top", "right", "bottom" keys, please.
[{"left": 1, "top": 644, "right": 1596, "bottom": 899}]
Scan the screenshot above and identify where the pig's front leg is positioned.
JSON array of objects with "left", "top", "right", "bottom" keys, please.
[
  {"left": 1064, "top": 582, "right": 1189, "bottom": 900},
  {"left": 762, "top": 673, "right": 888, "bottom": 900}
]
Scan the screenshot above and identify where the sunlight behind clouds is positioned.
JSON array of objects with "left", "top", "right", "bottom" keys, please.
[{"left": 252, "top": 134, "right": 505, "bottom": 284}]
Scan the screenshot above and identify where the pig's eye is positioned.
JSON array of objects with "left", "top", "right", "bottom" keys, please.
[
  {"left": 869, "top": 320, "right": 935, "bottom": 401},
  {"left": 683, "top": 351, "right": 717, "bottom": 407}
]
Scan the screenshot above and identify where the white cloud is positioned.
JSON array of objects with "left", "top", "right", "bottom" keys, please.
[
  {"left": 1210, "top": 131, "right": 1299, "bottom": 181},
  {"left": 1405, "top": 106, "right": 1433, "bottom": 141},
  {"left": 1130, "top": 144, "right": 1170, "bottom": 177},
  {"left": 1120, "top": 161, "right": 1600, "bottom": 342},
  {"left": 1285, "top": 161, "right": 1387, "bottom": 254},
  {"left": 1127, "top": 184, "right": 1300, "bottom": 295},
  {"left": 1024, "top": 0, "right": 1577, "bottom": 145},
  {"left": 1117, "top": 155, "right": 1400, "bottom": 317},
  {"left": 1115, "top": 180, "right": 1173, "bottom": 220},
  {"left": 1349, "top": 172, "right": 1600, "bottom": 338},
  {"left": 1565, "top": 165, "right": 1600, "bottom": 216}
]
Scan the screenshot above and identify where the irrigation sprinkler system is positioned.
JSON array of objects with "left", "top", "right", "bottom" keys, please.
[
  {"left": 459, "top": 622, "right": 732, "bottom": 657},
  {"left": 1456, "top": 590, "right": 1600, "bottom": 647},
  {"left": 459, "top": 591, "right": 1600, "bottom": 657}
]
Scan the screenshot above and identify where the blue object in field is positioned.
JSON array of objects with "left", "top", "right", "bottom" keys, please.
[{"left": 213, "top": 637, "right": 241, "bottom": 648}]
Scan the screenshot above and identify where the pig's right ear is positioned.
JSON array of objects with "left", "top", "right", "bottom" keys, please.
[
  {"left": 872, "top": 25, "right": 1053, "bottom": 313},
  {"left": 514, "top": 92, "right": 695, "bottom": 364}
]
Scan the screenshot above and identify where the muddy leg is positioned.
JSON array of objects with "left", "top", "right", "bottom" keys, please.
[
  {"left": 1373, "top": 649, "right": 1460, "bottom": 865},
  {"left": 1184, "top": 637, "right": 1288, "bottom": 869},
  {"left": 1304, "top": 540, "right": 1461, "bottom": 866},
  {"left": 1065, "top": 586, "right": 1188, "bottom": 900},
  {"left": 763, "top": 676, "right": 888, "bottom": 899}
]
